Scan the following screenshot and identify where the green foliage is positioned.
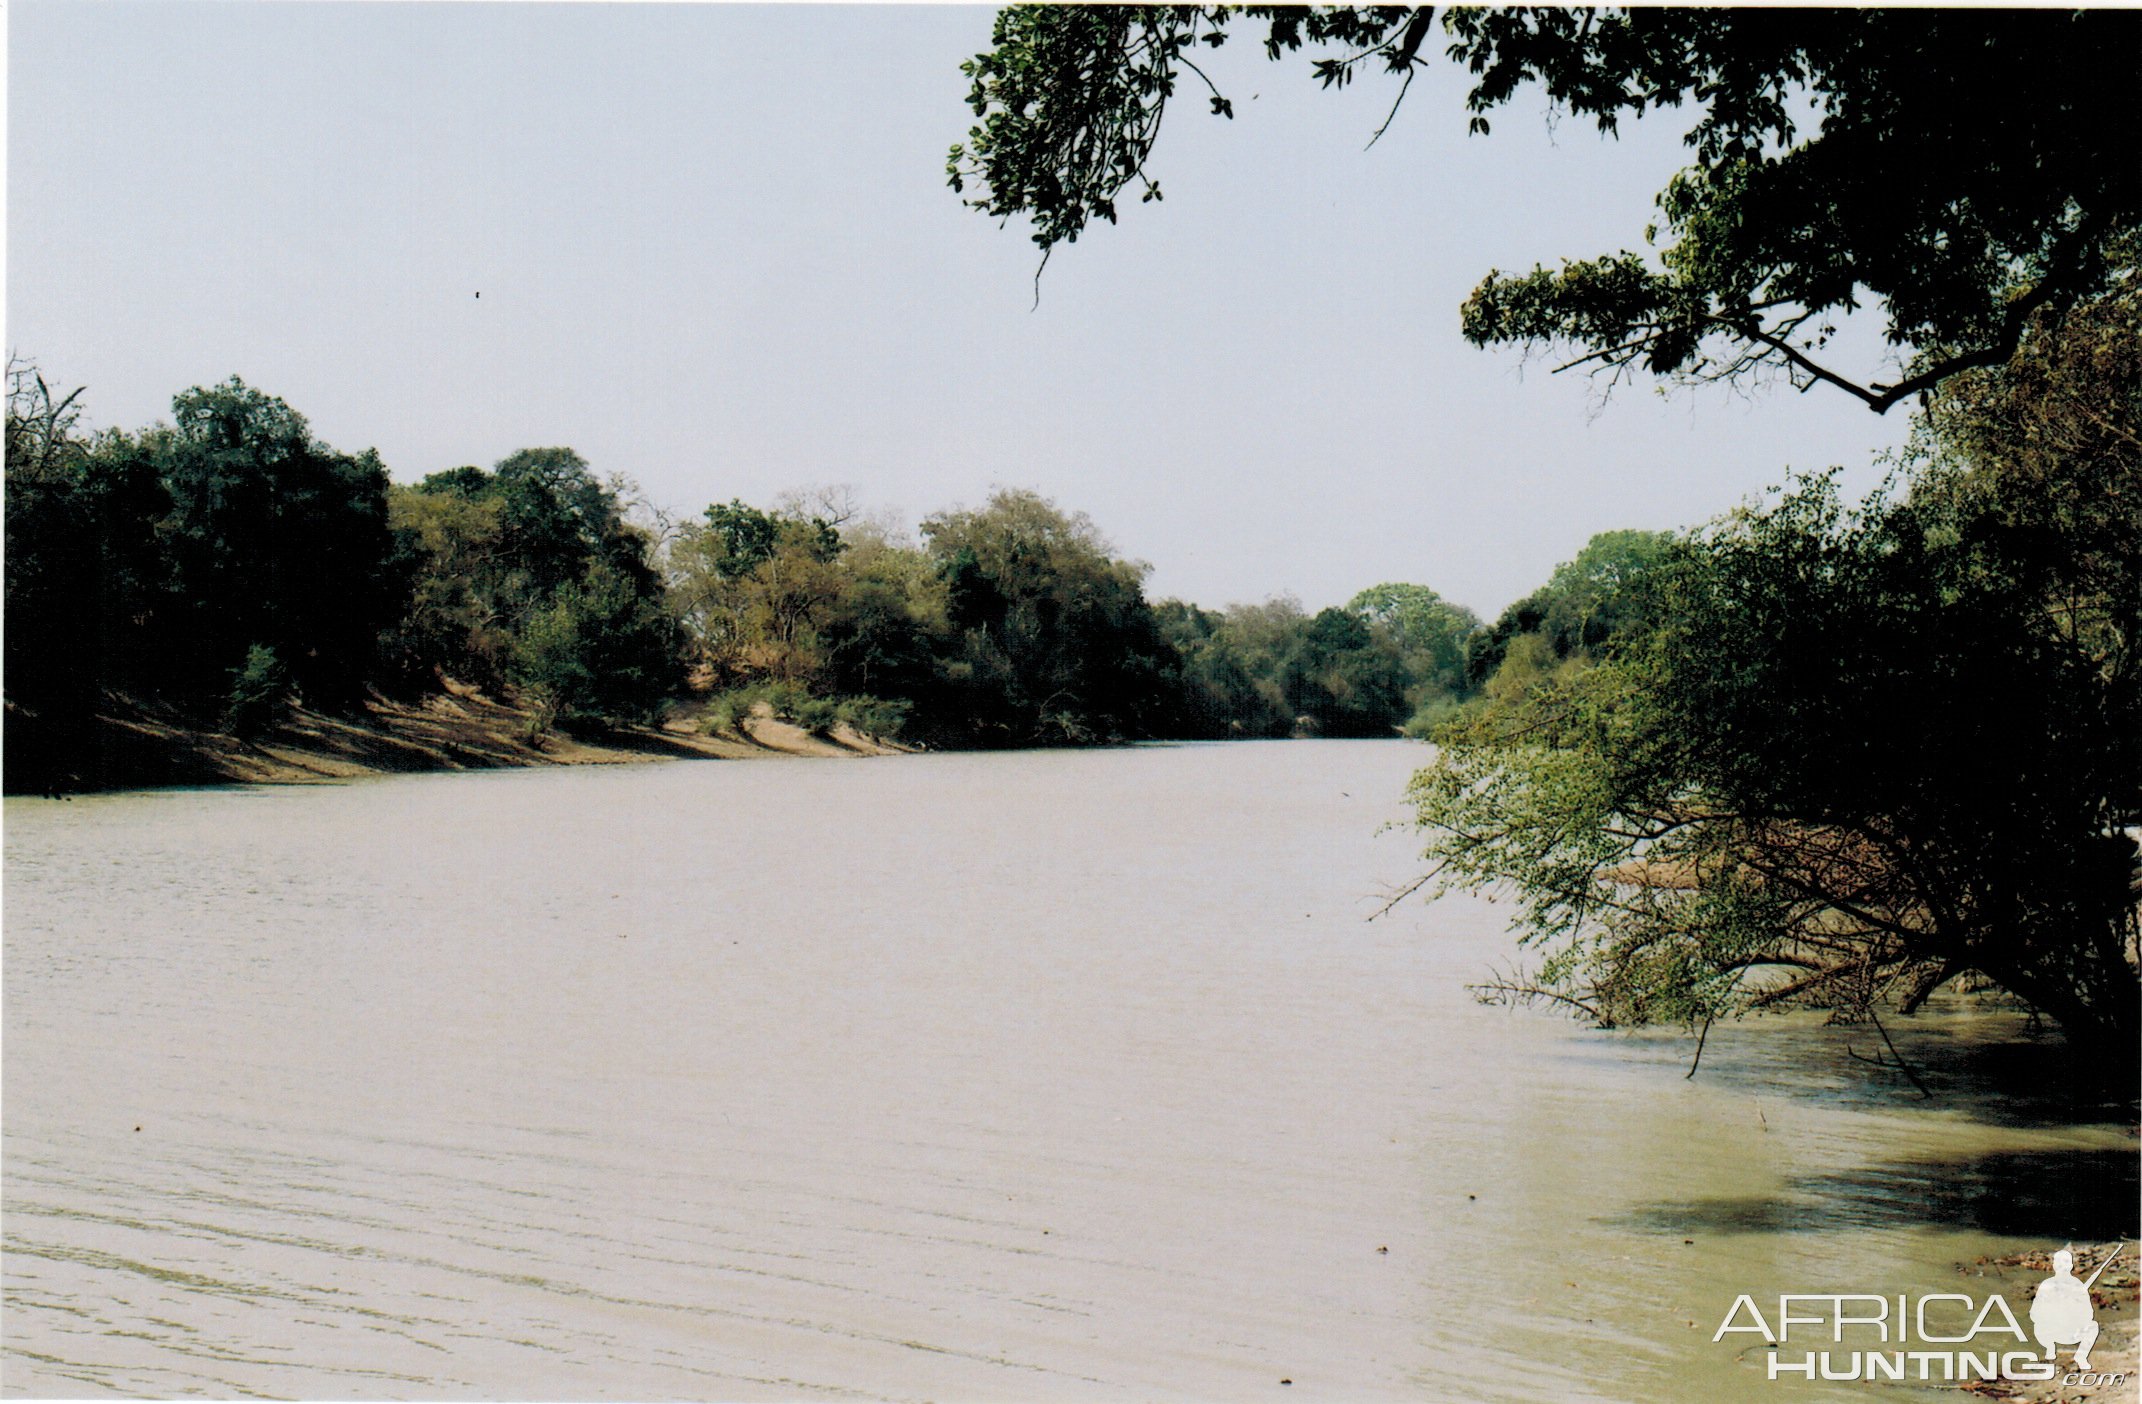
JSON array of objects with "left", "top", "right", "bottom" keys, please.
[
  {"left": 1281, "top": 607, "right": 1412, "bottom": 737},
  {"left": 1909, "top": 279, "right": 2142, "bottom": 705},
  {"left": 672, "top": 488, "right": 1459, "bottom": 750},
  {"left": 815, "top": 532, "right": 951, "bottom": 705},
  {"left": 951, "top": 6, "right": 1430, "bottom": 248},
  {"left": 385, "top": 449, "right": 681, "bottom": 723},
  {"left": 222, "top": 644, "right": 291, "bottom": 740},
  {"left": 1476, "top": 6, "right": 2142, "bottom": 409},
  {"left": 3, "top": 372, "right": 395, "bottom": 720},
  {"left": 697, "top": 681, "right": 910, "bottom": 743},
  {"left": 1155, "top": 598, "right": 1296, "bottom": 738},
  {"left": 1408, "top": 317, "right": 2142, "bottom": 1074},
  {"left": 699, "top": 499, "right": 783, "bottom": 578},
  {"left": 1464, "top": 530, "right": 1673, "bottom": 688},
  {"left": 509, "top": 563, "right": 683, "bottom": 730},
  {"left": 381, "top": 480, "right": 513, "bottom": 689},
  {"left": 147, "top": 378, "right": 397, "bottom": 709},
  {"left": 953, "top": 7, "right": 2142, "bottom": 410},
  {"left": 755, "top": 680, "right": 809, "bottom": 721},
  {"left": 1399, "top": 694, "right": 1462, "bottom": 739},
  {"left": 1348, "top": 583, "right": 1481, "bottom": 697},
  {"left": 491, "top": 447, "right": 645, "bottom": 601},
  {"left": 7, "top": 364, "right": 1480, "bottom": 770},
  {"left": 698, "top": 499, "right": 841, "bottom": 581},
  {"left": 1156, "top": 587, "right": 1484, "bottom": 739},
  {"left": 921, "top": 489, "right": 1179, "bottom": 745},
  {"left": 669, "top": 500, "right": 870, "bottom": 686},
  {"left": 4, "top": 362, "right": 136, "bottom": 729},
  {"left": 698, "top": 688, "right": 752, "bottom": 736},
  {"left": 416, "top": 464, "right": 491, "bottom": 498},
  {"left": 787, "top": 692, "right": 841, "bottom": 734},
  {"left": 950, "top": 6, "right": 1238, "bottom": 249},
  {"left": 835, "top": 695, "right": 911, "bottom": 741}
]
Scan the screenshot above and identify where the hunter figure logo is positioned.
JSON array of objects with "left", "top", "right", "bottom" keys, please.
[
  {"left": 2031, "top": 1246, "right": 2114, "bottom": 1370},
  {"left": 1715, "top": 1241, "right": 2130, "bottom": 1386}
]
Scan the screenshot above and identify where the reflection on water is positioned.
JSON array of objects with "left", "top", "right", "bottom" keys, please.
[{"left": 4, "top": 742, "right": 2133, "bottom": 1401}]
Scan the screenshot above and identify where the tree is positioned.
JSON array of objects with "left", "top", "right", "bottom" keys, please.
[
  {"left": 813, "top": 527, "right": 951, "bottom": 706},
  {"left": 1910, "top": 277, "right": 2141, "bottom": 708},
  {"left": 5, "top": 363, "right": 111, "bottom": 722},
  {"left": 2, "top": 364, "right": 178, "bottom": 792},
  {"left": 1154, "top": 599, "right": 1293, "bottom": 738},
  {"left": 512, "top": 563, "right": 683, "bottom": 730},
  {"left": 669, "top": 498, "right": 854, "bottom": 684},
  {"left": 490, "top": 447, "right": 657, "bottom": 606},
  {"left": 1406, "top": 453, "right": 2139, "bottom": 1088},
  {"left": 383, "top": 451, "right": 682, "bottom": 722},
  {"left": 222, "top": 643, "right": 292, "bottom": 739},
  {"left": 1278, "top": 606, "right": 1413, "bottom": 737},
  {"left": 380, "top": 477, "right": 514, "bottom": 690},
  {"left": 1349, "top": 582, "right": 1481, "bottom": 700},
  {"left": 1464, "top": 529, "right": 1673, "bottom": 688},
  {"left": 118, "top": 378, "right": 396, "bottom": 712},
  {"left": 1154, "top": 588, "right": 1476, "bottom": 739},
  {"left": 951, "top": 7, "right": 2142, "bottom": 411},
  {"left": 4, "top": 358, "right": 87, "bottom": 480},
  {"left": 6, "top": 371, "right": 404, "bottom": 778},
  {"left": 921, "top": 489, "right": 1179, "bottom": 744}
]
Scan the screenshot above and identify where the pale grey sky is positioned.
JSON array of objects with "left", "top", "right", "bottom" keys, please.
[{"left": 8, "top": 3, "right": 1912, "bottom": 618}]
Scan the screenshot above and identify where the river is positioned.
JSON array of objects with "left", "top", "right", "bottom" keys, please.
[{"left": 4, "top": 741, "right": 2133, "bottom": 1400}]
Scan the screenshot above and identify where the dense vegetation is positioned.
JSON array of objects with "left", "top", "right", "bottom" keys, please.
[
  {"left": 3, "top": 366, "right": 1510, "bottom": 787},
  {"left": 1405, "top": 293, "right": 2141, "bottom": 1087}
]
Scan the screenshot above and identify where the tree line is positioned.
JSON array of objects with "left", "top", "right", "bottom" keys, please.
[{"left": 2, "top": 368, "right": 1543, "bottom": 786}]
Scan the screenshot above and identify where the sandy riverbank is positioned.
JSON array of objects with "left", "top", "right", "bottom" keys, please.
[{"left": 8, "top": 683, "right": 904, "bottom": 794}]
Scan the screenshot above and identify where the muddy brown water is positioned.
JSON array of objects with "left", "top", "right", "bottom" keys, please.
[{"left": 4, "top": 741, "right": 2133, "bottom": 1400}]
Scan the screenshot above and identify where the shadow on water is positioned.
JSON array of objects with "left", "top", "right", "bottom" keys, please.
[
  {"left": 1567, "top": 1004, "right": 2142, "bottom": 1243},
  {"left": 1609, "top": 1148, "right": 2139, "bottom": 1240},
  {"left": 1565, "top": 1005, "right": 2138, "bottom": 1132}
]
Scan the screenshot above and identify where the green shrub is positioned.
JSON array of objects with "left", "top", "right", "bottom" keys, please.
[
  {"left": 507, "top": 564, "right": 684, "bottom": 730},
  {"left": 760, "top": 680, "right": 809, "bottom": 721},
  {"left": 837, "top": 695, "right": 910, "bottom": 740},
  {"left": 1400, "top": 694, "right": 1464, "bottom": 740},
  {"left": 699, "top": 691, "right": 747, "bottom": 735},
  {"left": 789, "top": 694, "right": 839, "bottom": 733},
  {"left": 222, "top": 644, "right": 292, "bottom": 739}
]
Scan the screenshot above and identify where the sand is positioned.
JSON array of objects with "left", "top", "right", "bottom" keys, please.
[{"left": 15, "top": 683, "right": 904, "bottom": 793}]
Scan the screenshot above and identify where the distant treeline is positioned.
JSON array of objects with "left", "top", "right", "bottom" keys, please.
[{"left": 3, "top": 367, "right": 1656, "bottom": 779}]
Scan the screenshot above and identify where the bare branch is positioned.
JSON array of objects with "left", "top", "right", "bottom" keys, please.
[
  {"left": 1684, "top": 1014, "right": 1713, "bottom": 1079},
  {"left": 1468, "top": 976, "right": 1603, "bottom": 1020}
]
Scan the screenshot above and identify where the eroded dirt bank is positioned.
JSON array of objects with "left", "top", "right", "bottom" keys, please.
[{"left": 5, "top": 685, "right": 903, "bottom": 794}]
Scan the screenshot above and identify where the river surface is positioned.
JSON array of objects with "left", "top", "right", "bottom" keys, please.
[{"left": 4, "top": 741, "right": 2134, "bottom": 1400}]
